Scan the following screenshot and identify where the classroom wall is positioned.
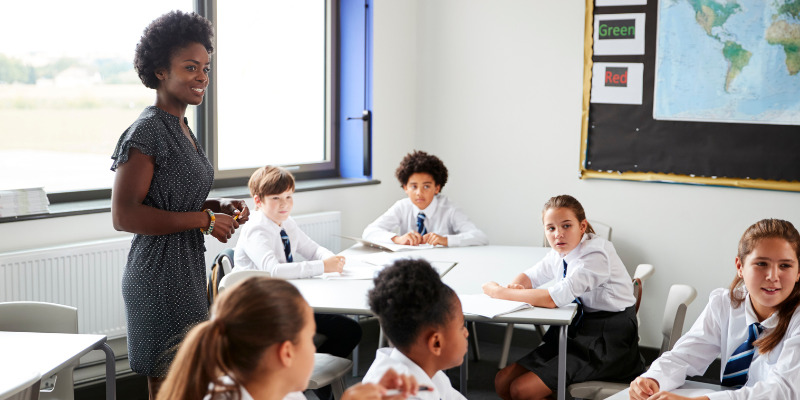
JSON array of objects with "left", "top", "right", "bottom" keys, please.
[{"left": 2, "top": 0, "right": 800, "bottom": 350}]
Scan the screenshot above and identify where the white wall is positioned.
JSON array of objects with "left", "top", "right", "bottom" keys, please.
[{"left": 3, "top": 0, "right": 800, "bottom": 350}]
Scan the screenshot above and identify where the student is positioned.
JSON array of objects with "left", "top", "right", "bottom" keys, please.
[
  {"left": 363, "top": 259, "right": 469, "bottom": 400},
  {"left": 157, "top": 276, "right": 419, "bottom": 400},
  {"left": 233, "top": 165, "right": 362, "bottom": 400},
  {"left": 362, "top": 150, "right": 488, "bottom": 247},
  {"left": 629, "top": 218, "right": 800, "bottom": 400},
  {"left": 482, "top": 194, "right": 644, "bottom": 400}
]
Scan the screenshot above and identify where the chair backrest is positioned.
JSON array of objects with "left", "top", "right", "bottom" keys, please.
[
  {"left": 0, "top": 302, "right": 78, "bottom": 400},
  {"left": 0, "top": 301, "right": 78, "bottom": 334},
  {"left": 660, "top": 284, "right": 698, "bottom": 354},
  {"left": 218, "top": 270, "right": 272, "bottom": 294},
  {"left": 632, "top": 264, "right": 655, "bottom": 314},
  {"left": 541, "top": 219, "right": 613, "bottom": 247},
  {"left": 207, "top": 248, "right": 236, "bottom": 307}
]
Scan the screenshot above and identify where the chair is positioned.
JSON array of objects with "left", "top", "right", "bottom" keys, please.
[
  {"left": 207, "top": 248, "right": 235, "bottom": 307},
  {"left": 632, "top": 264, "right": 655, "bottom": 328},
  {"left": 306, "top": 354, "right": 353, "bottom": 400},
  {"left": 567, "top": 284, "right": 698, "bottom": 400},
  {"left": 217, "top": 271, "right": 355, "bottom": 400},
  {"left": 0, "top": 301, "right": 79, "bottom": 400}
]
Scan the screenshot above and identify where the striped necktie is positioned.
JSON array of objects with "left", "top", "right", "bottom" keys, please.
[
  {"left": 417, "top": 212, "right": 427, "bottom": 235},
  {"left": 563, "top": 259, "right": 584, "bottom": 328},
  {"left": 721, "top": 322, "right": 763, "bottom": 388},
  {"left": 280, "top": 228, "right": 293, "bottom": 262}
]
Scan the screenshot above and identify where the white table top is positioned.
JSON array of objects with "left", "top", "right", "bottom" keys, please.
[
  {"left": 605, "top": 380, "right": 728, "bottom": 399},
  {"left": 0, "top": 369, "right": 40, "bottom": 400},
  {"left": 292, "top": 244, "right": 575, "bottom": 325},
  {"left": 0, "top": 331, "right": 107, "bottom": 379}
]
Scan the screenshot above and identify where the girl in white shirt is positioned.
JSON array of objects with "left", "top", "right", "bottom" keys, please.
[
  {"left": 630, "top": 218, "right": 800, "bottom": 400},
  {"left": 157, "top": 276, "right": 418, "bottom": 400},
  {"left": 483, "top": 194, "right": 644, "bottom": 400}
]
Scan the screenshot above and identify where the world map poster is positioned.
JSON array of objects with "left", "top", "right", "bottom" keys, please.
[{"left": 654, "top": 0, "right": 800, "bottom": 125}]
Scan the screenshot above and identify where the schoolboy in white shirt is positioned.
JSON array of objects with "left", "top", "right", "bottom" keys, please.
[
  {"left": 232, "top": 165, "right": 362, "bottom": 400},
  {"left": 362, "top": 150, "right": 488, "bottom": 247},
  {"left": 363, "top": 258, "right": 469, "bottom": 400}
]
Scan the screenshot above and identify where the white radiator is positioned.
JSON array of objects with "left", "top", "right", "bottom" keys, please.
[
  {"left": 0, "top": 237, "right": 130, "bottom": 338},
  {"left": 1, "top": 211, "right": 342, "bottom": 339}
]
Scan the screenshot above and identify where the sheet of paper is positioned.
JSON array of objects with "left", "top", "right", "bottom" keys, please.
[
  {"left": 458, "top": 293, "right": 532, "bottom": 318},
  {"left": 355, "top": 252, "right": 457, "bottom": 276},
  {"left": 337, "top": 235, "right": 435, "bottom": 252},
  {"left": 321, "top": 258, "right": 383, "bottom": 280}
]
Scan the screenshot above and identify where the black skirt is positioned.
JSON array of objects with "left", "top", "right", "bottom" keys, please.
[{"left": 516, "top": 305, "right": 645, "bottom": 391}]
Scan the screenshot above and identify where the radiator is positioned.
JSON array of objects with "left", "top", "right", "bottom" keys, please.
[
  {"left": 0, "top": 237, "right": 130, "bottom": 338},
  {"left": 1, "top": 210, "right": 342, "bottom": 339}
]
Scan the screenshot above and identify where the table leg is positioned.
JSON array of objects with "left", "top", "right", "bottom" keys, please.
[
  {"left": 557, "top": 325, "right": 566, "bottom": 400},
  {"left": 99, "top": 342, "right": 116, "bottom": 400}
]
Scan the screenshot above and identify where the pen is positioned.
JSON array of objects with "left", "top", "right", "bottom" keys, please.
[{"left": 383, "top": 386, "right": 433, "bottom": 397}]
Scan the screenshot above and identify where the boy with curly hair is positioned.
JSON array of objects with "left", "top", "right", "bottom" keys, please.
[
  {"left": 362, "top": 150, "right": 488, "bottom": 247},
  {"left": 363, "top": 259, "right": 468, "bottom": 400}
]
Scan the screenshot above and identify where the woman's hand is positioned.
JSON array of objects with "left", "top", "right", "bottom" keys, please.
[
  {"left": 217, "top": 199, "right": 250, "bottom": 224},
  {"left": 207, "top": 213, "right": 239, "bottom": 243}
]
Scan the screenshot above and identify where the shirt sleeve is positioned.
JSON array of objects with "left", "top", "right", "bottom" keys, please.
[
  {"left": 642, "top": 290, "right": 727, "bottom": 392},
  {"left": 239, "top": 228, "right": 323, "bottom": 279},
  {"left": 362, "top": 201, "right": 404, "bottom": 243},
  {"left": 443, "top": 206, "right": 488, "bottom": 247},
  {"left": 547, "top": 248, "right": 611, "bottom": 308},
  {"left": 708, "top": 314, "right": 800, "bottom": 400},
  {"left": 523, "top": 255, "right": 556, "bottom": 288}
]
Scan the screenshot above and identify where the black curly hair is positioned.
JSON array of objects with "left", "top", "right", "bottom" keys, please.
[
  {"left": 395, "top": 150, "right": 449, "bottom": 189},
  {"left": 368, "top": 259, "right": 458, "bottom": 351},
  {"left": 134, "top": 10, "right": 215, "bottom": 89}
]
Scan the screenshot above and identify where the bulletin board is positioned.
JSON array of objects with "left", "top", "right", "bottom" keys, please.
[{"left": 580, "top": 0, "right": 800, "bottom": 192}]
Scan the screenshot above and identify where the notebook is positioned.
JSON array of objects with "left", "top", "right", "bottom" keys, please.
[{"left": 458, "top": 294, "right": 533, "bottom": 318}]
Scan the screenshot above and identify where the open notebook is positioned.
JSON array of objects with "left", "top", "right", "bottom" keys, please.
[
  {"left": 458, "top": 294, "right": 532, "bottom": 318},
  {"left": 337, "top": 235, "right": 435, "bottom": 252}
]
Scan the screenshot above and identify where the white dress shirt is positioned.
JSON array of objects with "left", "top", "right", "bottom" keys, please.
[
  {"left": 522, "top": 233, "right": 635, "bottom": 312},
  {"left": 363, "top": 348, "right": 466, "bottom": 400},
  {"left": 205, "top": 376, "right": 305, "bottom": 400},
  {"left": 361, "top": 195, "right": 488, "bottom": 247},
  {"left": 642, "top": 287, "right": 800, "bottom": 400},
  {"left": 233, "top": 211, "right": 334, "bottom": 279}
]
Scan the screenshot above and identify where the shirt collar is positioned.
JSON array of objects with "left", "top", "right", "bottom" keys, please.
[
  {"left": 387, "top": 348, "right": 437, "bottom": 387},
  {"left": 562, "top": 232, "right": 591, "bottom": 265},
  {"left": 413, "top": 195, "right": 440, "bottom": 216}
]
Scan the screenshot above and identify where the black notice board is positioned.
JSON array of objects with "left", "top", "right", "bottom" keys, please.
[{"left": 580, "top": 0, "right": 800, "bottom": 191}]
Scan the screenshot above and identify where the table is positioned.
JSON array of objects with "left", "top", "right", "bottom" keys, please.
[
  {"left": 291, "top": 244, "right": 576, "bottom": 400},
  {"left": 605, "top": 380, "right": 728, "bottom": 399},
  {"left": 0, "top": 331, "right": 116, "bottom": 400}
]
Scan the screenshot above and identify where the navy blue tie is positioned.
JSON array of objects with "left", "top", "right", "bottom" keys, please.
[
  {"left": 280, "top": 229, "right": 293, "bottom": 262},
  {"left": 563, "top": 259, "right": 584, "bottom": 328},
  {"left": 417, "top": 212, "right": 427, "bottom": 235},
  {"left": 721, "top": 322, "right": 764, "bottom": 388}
]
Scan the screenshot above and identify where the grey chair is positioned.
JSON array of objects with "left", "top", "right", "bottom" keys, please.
[
  {"left": 0, "top": 301, "right": 79, "bottom": 400},
  {"left": 567, "top": 284, "right": 698, "bottom": 400}
]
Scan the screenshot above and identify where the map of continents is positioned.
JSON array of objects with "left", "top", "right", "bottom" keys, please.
[{"left": 654, "top": 0, "right": 800, "bottom": 125}]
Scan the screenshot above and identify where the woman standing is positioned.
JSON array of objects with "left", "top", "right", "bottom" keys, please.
[{"left": 110, "top": 11, "right": 249, "bottom": 399}]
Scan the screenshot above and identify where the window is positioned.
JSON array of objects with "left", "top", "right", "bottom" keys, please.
[
  {"left": 0, "top": 0, "right": 194, "bottom": 197},
  {"left": 0, "top": 0, "right": 372, "bottom": 205}
]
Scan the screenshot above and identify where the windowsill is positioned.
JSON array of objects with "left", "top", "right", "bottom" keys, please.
[{"left": 0, "top": 177, "right": 380, "bottom": 224}]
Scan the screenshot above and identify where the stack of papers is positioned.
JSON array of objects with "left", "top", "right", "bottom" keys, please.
[
  {"left": 0, "top": 187, "right": 50, "bottom": 217},
  {"left": 458, "top": 294, "right": 532, "bottom": 318}
]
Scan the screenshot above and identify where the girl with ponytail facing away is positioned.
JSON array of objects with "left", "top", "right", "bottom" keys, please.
[{"left": 158, "top": 277, "right": 418, "bottom": 400}]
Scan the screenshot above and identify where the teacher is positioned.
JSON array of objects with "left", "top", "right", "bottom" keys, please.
[{"left": 110, "top": 10, "right": 249, "bottom": 399}]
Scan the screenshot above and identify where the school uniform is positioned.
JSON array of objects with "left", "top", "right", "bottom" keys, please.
[
  {"left": 232, "top": 211, "right": 362, "bottom": 400},
  {"left": 233, "top": 212, "right": 333, "bottom": 278},
  {"left": 517, "top": 233, "right": 644, "bottom": 390},
  {"left": 642, "top": 287, "right": 800, "bottom": 399},
  {"left": 205, "top": 376, "right": 306, "bottom": 400},
  {"left": 363, "top": 348, "right": 466, "bottom": 400},
  {"left": 362, "top": 195, "right": 488, "bottom": 247}
]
